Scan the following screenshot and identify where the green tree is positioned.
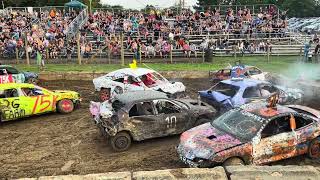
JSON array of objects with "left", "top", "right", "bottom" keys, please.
[{"left": 282, "top": 0, "right": 316, "bottom": 17}]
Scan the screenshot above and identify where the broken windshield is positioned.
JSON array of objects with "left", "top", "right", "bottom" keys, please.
[
  {"left": 139, "top": 72, "right": 167, "bottom": 87},
  {"left": 211, "top": 109, "right": 265, "bottom": 140},
  {"left": 209, "top": 82, "right": 240, "bottom": 97}
]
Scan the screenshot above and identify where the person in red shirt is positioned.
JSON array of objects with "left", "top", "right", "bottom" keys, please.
[{"left": 141, "top": 73, "right": 155, "bottom": 87}]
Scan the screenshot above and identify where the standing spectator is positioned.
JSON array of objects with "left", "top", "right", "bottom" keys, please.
[
  {"left": 314, "top": 42, "right": 320, "bottom": 63},
  {"left": 67, "top": 42, "right": 73, "bottom": 61},
  {"left": 304, "top": 41, "right": 312, "bottom": 62},
  {"left": 190, "top": 43, "right": 197, "bottom": 58}
]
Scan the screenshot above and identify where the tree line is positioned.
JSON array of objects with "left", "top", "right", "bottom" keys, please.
[
  {"left": 2, "top": 0, "right": 319, "bottom": 18},
  {"left": 195, "top": 0, "right": 320, "bottom": 17}
]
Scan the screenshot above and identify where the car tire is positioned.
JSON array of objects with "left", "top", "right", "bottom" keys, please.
[
  {"left": 308, "top": 138, "right": 320, "bottom": 159},
  {"left": 100, "top": 88, "right": 110, "bottom": 101},
  {"left": 57, "top": 99, "right": 74, "bottom": 114},
  {"left": 223, "top": 157, "right": 244, "bottom": 167},
  {"left": 27, "top": 78, "right": 38, "bottom": 84},
  {"left": 195, "top": 118, "right": 210, "bottom": 126},
  {"left": 110, "top": 132, "right": 131, "bottom": 152}
]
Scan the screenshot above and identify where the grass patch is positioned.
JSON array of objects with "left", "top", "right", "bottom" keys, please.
[{"left": 12, "top": 56, "right": 303, "bottom": 73}]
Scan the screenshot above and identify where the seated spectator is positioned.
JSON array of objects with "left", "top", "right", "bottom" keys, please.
[{"left": 146, "top": 44, "right": 155, "bottom": 58}]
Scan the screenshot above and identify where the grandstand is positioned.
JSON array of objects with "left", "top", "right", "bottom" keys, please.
[{"left": 0, "top": 4, "right": 318, "bottom": 63}]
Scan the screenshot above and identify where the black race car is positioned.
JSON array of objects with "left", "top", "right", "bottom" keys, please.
[{"left": 89, "top": 91, "right": 217, "bottom": 151}]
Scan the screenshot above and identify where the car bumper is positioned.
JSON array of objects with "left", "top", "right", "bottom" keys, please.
[
  {"left": 94, "top": 117, "right": 118, "bottom": 137},
  {"left": 177, "top": 145, "right": 214, "bottom": 168}
]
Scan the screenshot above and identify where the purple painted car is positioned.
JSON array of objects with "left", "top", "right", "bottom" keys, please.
[{"left": 177, "top": 102, "right": 320, "bottom": 167}]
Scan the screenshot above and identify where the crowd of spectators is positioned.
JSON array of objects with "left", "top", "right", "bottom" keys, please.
[
  {"left": 80, "top": 5, "right": 287, "bottom": 59},
  {"left": 0, "top": 8, "right": 78, "bottom": 59},
  {"left": 0, "top": 5, "right": 288, "bottom": 59}
]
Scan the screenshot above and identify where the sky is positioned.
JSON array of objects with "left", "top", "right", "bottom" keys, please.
[{"left": 100, "top": 0, "right": 198, "bottom": 9}]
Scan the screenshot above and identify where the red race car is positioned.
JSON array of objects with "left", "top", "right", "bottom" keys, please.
[{"left": 177, "top": 96, "right": 320, "bottom": 167}]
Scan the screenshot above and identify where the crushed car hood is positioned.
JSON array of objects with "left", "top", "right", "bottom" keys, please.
[
  {"left": 176, "top": 98, "right": 216, "bottom": 114},
  {"left": 199, "top": 91, "right": 230, "bottom": 103},
  {"left": 153, "top": 81, "right": 185, "bottom": 94},
  {"left": 179, "top": 123, "right": 243, "bottom": 160}
]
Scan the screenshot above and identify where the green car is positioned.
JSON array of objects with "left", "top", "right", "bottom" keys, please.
[{"left": 0, "top": 65, "right": 38, "bottom": 84}]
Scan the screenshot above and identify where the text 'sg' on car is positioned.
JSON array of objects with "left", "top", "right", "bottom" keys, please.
[
  {"left": 89, "top": 91, "right": 216, "bottom": 152},
  {"left": 92, "top": 68, "right": 185, "bottom": 101},
  {"left": 0, "top": 83, "right": 81, "bottom": 121},
  {"left": 177, "top": 99, "right": 320, "bottom": 168}
]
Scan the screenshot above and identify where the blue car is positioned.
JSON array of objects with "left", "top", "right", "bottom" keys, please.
[{"left": 199, "top": 78, "right": 303, "bottom": 113}]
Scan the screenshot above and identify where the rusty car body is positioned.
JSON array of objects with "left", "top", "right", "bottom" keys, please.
[
  {"left": 177, "top": 101, "right": 320, "bottom": 167},
  {"left": 89, "top": 91, "right": 216, "bottom": 152}
]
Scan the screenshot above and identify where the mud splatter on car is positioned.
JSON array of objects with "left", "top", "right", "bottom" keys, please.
[{"left": 177, "top": 99, "right": 320, "bottom": 167}]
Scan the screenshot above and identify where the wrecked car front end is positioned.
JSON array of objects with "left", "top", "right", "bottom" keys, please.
[
  {"left": 177, "top": 122, "right": 245, "bottom": 168},
  {"left": 89, "top": 101, "right": 121, "bottom": 137}
]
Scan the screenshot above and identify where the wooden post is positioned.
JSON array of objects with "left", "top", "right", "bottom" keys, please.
[
  {"left": 267, "top": 46, "right": 270, "bottom": 63},
  {"left": 77, "top": 32, "right": 81, "bottom": 65},
  {"left": 139, "top": 45, "right": 142, "bottom": 63},
  {"left": 233, "top": 45, "right": 237, "bottom": 60},
  {"left": 108, "top": 48, "right": 111, "bottom": 64},
  {"left": 202, "top": 48, "right": 205, "bottom": 63},
  {"left": 120, "top": 33, "right": 124, "bottom": 66},
  {"left": 46, "top": 47, "right": 49, "bottom": 60},
  {"left": 24, "top": 32, "right": 30, "bottom": 66},
  {"left": 170, "top": 43, "right": 173, "bottom": 64},
  {"left": 15, "top": 47, "right": 19, "bottom": 64}
]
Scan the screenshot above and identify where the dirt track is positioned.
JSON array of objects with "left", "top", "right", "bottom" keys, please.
[{"left": 0, "top": 79, "right": 320, "bottom": 179}]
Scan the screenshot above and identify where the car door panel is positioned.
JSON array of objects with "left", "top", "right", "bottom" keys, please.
[
  {"left": 129, "top": 115, "right": 160, "bottom": 140},
  {"left": 0, "top": 97, "right": 26, "bottom": 121},
  {"left": 253, "top": 132, "right": 297, "bottom": 165}
]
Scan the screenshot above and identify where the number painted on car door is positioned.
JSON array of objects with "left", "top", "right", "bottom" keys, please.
[{"left": 165, "top": 116, "right": 177, "bottom": 128}]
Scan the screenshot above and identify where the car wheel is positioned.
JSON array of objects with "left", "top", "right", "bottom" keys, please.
[
  {"left": 110, "top": 132, "right": 131, "bottom": 152},
  {"left": 57, "top": 99, "right": 74, "bottom": 114},
  {"left": 308, "top": 138, "right": 320, "bottom": 159},
  {"left": 100, "top": 88, "right": 110, "bottom": 101},
  {"left": 195, "top": 118, "right": 210, "bottom": 126},
  {"left": 223, "top": 157, "right": 244, "bottom": 166},
  {"left": 27, "top": 78, "right": 38, "bottom": 84}
]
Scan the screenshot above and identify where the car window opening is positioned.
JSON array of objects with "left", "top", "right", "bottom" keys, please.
[
  {"left": 0, "top": 89, "right": 19, "bottom": 98},
  {"left": 261, "top": 115, "right": 292, "bottom": 138},
  {"left": 129, "top": 102, "right": 154, "bottom": 117},
  {"left": 210, "top": 82, "right": 239, "bottom": 97},
  {"left": 154, "top": 100, "right": 180, "bottom": 114}
]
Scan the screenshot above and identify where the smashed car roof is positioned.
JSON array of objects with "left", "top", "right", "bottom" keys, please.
[
  {"left": 106, "top": 68, "right": 156, "bottom": 78},
  {"left": 222, "top": 78, "right": 268, "bottom": 87},
  {"left": 240, "top": 102, "right": 296, "bottom": 119},
  {"left": 114, "top": 91, "right": 168, "bottom": 104}
]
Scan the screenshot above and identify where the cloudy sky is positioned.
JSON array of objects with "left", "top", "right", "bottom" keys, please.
[{"left": 101, "top": 0, "right": 198, "bottom": 9}]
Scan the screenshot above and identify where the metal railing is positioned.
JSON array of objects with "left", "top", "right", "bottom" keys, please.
[{"left": 66, "top": 7, "right": 89, "bottom": 40}]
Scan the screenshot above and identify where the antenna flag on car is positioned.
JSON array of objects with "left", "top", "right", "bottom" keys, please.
[{"left": 129, "top": 59, "right": 137, "bottom": 69}]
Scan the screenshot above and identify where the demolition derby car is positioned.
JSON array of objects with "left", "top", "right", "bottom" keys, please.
[
  {"left": 199, "top": 78, "right": 303, "bottom": 113},
  {"left": 0, "top": 83, "right": 81, "bottom": 122},
  {"left": 209, "top": 65, "right": 268, "bottom": 83},
  {"left": 177, "top": 97, "right": 320, "bottom": 167},
  {"left": 0, "top": 65, "right": 38, "bottom": 84},
  {"left": 90, "top": 91, "right": 216, "bottom": 151},
  {"left": 93, "top": 68, "right": 185, "bottom": 101}
]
